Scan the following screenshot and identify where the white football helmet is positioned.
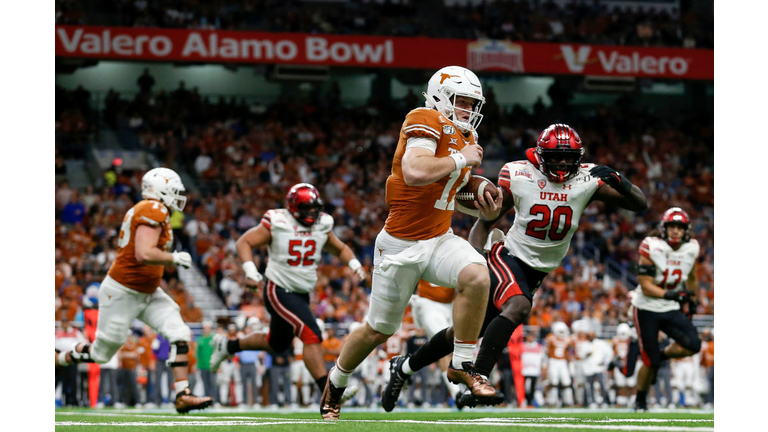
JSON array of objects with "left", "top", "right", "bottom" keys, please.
[
  {"left": 141, "top": 167, "right": 187, "bottom": 212},
  {"left": 552, "top": 321, "right": 570, "bottom": 338},
  {"left": 616, "top": 323, "right": 631, "bottom": 341},
  {"left": 423, "top": 65, "right": 485, "bottom": 133},
  {"left": 571, "top": 319, "right": 587, "bottom": 335}
]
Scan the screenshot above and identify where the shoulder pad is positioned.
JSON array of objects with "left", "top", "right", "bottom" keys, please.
[
  {"left": 316, "top": 213, "right": 335, "bottom": 231},
  {"left": 134, "top": 200, "right": 168, "bottom": 226},
  {"left": 403, "top": 109, "right": 442, "bottom": 140}
]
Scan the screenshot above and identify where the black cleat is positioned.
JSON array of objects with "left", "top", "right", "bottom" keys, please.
[
  {"left": 635, "top": 397, "right": 649, "bottom": 412},
  {"left": 381, "top": 355, "right": 411, "bottom": 412},
  {"left": 455, "top": 390, "right": 473, "bottom": 410}
]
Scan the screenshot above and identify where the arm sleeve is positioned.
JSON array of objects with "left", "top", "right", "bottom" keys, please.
[{"left": 405, "top": 136, "right": 437, "bottom": 153}]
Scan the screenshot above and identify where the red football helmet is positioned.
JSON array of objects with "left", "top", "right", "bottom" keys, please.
[
  {"left": 660, "top": 207, "right": 691, "bottom": 247},
  {"left": 534, "top": 123, "right": 585, "bottom": 182},
  {"left": 286, "top": 183, "right": 323, "bottom": 226}
]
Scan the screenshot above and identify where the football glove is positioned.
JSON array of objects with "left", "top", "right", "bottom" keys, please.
[
  {"left": 590, "top": 165, "right": 633, "bottom": 195},
  {"left": 242, "top": 261, "right": 263, "bottom": 284},
  {"left": 663, "top": 289, "right": 694, "bottom": 303},
  {"left": 172, "top": 251, "right": 192, "bottom": 268}
]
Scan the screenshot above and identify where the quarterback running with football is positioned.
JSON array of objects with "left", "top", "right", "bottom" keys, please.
[
  {"left": 631, "top": 207, "right": 702, "bottom": 411},
  {"left": 320, "top": 66, "right": 504, "bottom": 420},
  {"left": 381, "top": 123, "right": 648, "bottom": 409},
  {"left": 55, "top": 168, "right": 212, "bottom": 413},
  {"left": 209, "top": 183, "right": 367, "bottom": 404}
]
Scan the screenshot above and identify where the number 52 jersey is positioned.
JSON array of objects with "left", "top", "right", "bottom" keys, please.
[
  {"left": 498, "top": 160, "right": 601, "bottom": 273},
  {"left": 260, "top": 209, "right": 334, "bottom": 294}
]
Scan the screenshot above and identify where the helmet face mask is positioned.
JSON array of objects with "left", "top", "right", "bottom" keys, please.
[
  {"left": 141, "top": 167, "right": 186, "bottom": 212},
  {"left": 424, "top": 66, "right": 485, "bottom": 133},
  {"left": 660, "top": 207, "right": 691, "bottom": 247},
  {"left": 286, "top": 183, "right": 323, "bottom": 227},
  {"left": 535, "top": 124, "right": 585, "bottom": 183}
]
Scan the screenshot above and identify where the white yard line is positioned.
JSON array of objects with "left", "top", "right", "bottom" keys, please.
[
  {"left": 54, "top": 420, "right": 713, "bottom": 431},
  {"left": 54, "top": 414, "right": 714, "bottom": 431}
]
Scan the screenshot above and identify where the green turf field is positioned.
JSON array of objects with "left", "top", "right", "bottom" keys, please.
[{"left": 55, "top": 407, "right": 714, "bottom": 431}]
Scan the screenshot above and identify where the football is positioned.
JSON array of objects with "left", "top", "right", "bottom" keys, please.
[{"left": 455, "top": 175, "right": 499, "bottom": 208}]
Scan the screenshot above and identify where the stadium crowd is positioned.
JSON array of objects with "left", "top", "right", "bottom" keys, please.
[
  {"left": 56, "top": 0, "right": 713, "bottom": 48},
  {"left": 55, "top": 67, "right": 713, "bottom": 409}
]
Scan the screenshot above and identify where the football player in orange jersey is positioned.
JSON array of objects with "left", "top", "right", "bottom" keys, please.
[
  {"left": 55, "top": 168, "right": 212, "bottom": 413},
  {"left": 321, "top": 66, "right": 505, "bottom": 420}
]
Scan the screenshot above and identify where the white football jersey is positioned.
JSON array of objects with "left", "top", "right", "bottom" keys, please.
[
  {"left": 260, "top": 209, "right": 334, "bottom": 294},
  {"left": 631, "top": 236, "right": 699, "bottom": 313},
  {"left": 498, "top": 160, "right": 601, "bottom": 272}
]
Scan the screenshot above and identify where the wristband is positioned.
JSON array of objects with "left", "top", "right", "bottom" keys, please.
[
  {"left": 449, "top": 153, "right": 467, "bottom": 170},
  {"left": 348, "top": 258, "right": 362, "bottom": 270},
  {"left": 242, "top": 261, "right": 259, "bottom": 279}
]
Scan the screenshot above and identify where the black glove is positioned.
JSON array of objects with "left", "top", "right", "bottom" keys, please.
[
  {"left": 684, "top": 298, "right": 699, "bottom": 320},
  {"left": 663, "top": 289, "right": 694, "bottom": 303},
  {"left": 590, "top": 165, "right": 633, "bottom": 195}
]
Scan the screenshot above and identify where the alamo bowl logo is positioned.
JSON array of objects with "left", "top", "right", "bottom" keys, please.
[
  {"left": 538, "top": 179, "right": 547, "bottom": 190},
  {"left": 467, "top": 39, "right": 524, "bottom": 72},
  {"left": 443, "top": 125, "right": 455, "bottom": 135}
]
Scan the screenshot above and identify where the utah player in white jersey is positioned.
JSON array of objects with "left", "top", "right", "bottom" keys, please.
[
  {"left": 383, "top": 123, "right": 647, "bottom": 408},
  {"left": 209, "top": 183, "right": 367, "bottom": 401},
  {"left": 631, "top": 207, "right": 702, "bottom": 411}
]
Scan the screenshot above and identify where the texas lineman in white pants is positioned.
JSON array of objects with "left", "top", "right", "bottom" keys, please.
[{"left": 54, "top": 168, "right": 212, "bottom": 413}]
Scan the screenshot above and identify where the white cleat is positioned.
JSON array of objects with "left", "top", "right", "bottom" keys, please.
[
  {"left": 210, "top": 333, "right": 232, "bottom": 373},
  {"left": 340, "top": 385, "right": 359, "bottom": 406}
]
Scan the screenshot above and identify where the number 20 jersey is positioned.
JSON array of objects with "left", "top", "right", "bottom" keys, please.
[
  {"left": 260, "top": 209, "right": 333, "bottom": 294},
  {"left": 631, "top": 236, "right": 699, "bottom": 313},
  {"left": 498, "top": 160, "right": 601, "bottom": 273}
]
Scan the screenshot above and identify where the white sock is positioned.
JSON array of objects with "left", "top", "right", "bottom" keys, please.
[
  {"left": 174, "top": 380, "right": 189, "bottom": 395},
  {"left": 402, "top": 358, "right": 415, "bottom": 375},
  {"left": 58, "top": 351, "right": 70, "bottom": 367},
  {"left": 329, "top": 362, "right": 353, "bottom": 388},
  {"left": 452, "top": 339, "right": 477, "bottom": 369}
]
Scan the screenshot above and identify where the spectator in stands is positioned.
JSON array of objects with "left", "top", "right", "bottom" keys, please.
[
  {"left": 267, "top": 348, "right": 293, "bottom": 408},
  {"left": 118, "top": 332, "right": 140, "bottom": 407},
  {"left": 97, "top": 353, "right": 119, "bottom": 408},
  {"left": 137, "top": 325, "right": 156, "bottom": 406},
  {"left": 55, "top": 317, "right": 86, "bottom": 406},
  {"left": 61, "top": 190, "right": 86, "bottom": 225},
  {"left": 196, "top": 321, "right": 218, "bottom": 404},
  {"left": 153, "top": 334, "right": 173, "bottom": 406},
  {"left": 137, "top": 68, "right": 156, "bottom": 95},
  {"left": 321, "top": 325, "right": 343, "bottom": 374},
  {"left": 238, "top": 319, "right": 263, "bottom": 407}
]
